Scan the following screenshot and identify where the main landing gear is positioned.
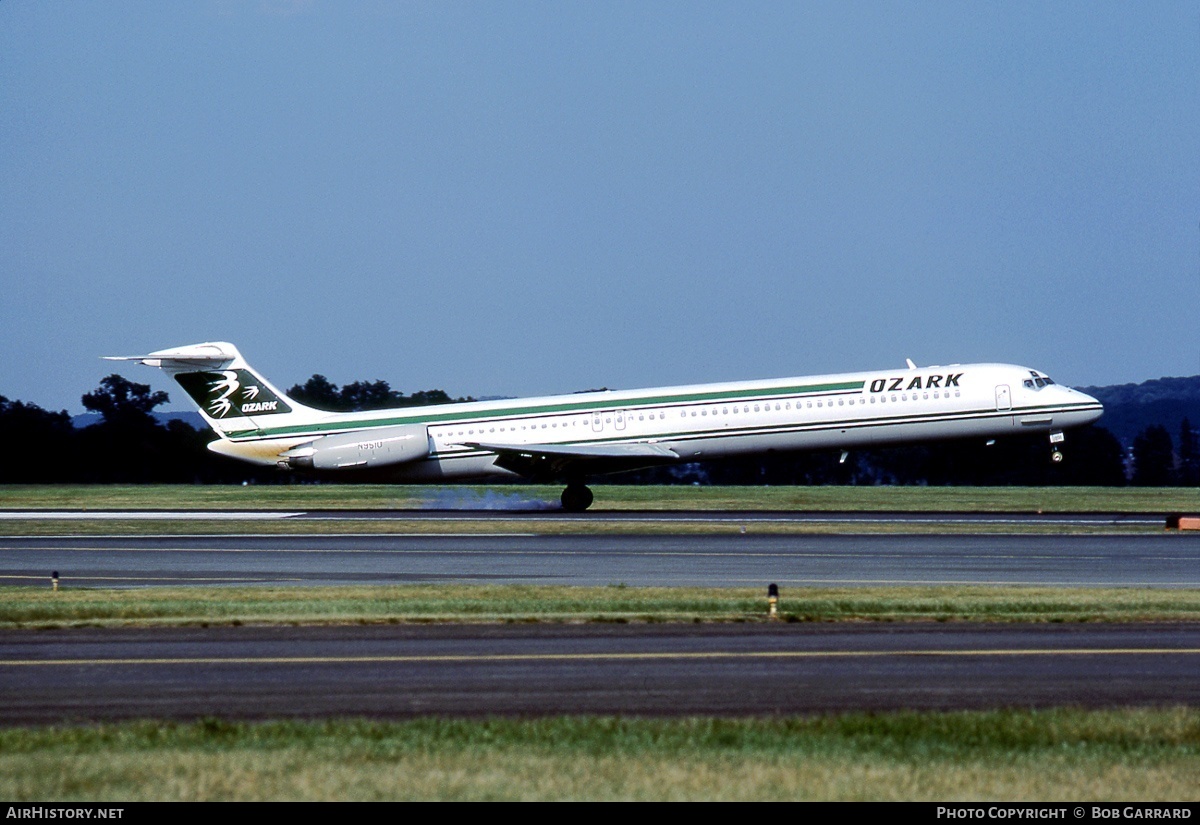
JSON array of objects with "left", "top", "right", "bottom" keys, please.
[{"left": 561, "top": 482, "right": 594, "bottom": 512}]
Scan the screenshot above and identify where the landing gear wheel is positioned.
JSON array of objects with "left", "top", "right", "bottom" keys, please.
[
  {"left": 561, "top": 484, "right": 594, "bottom": 512},
  {"left": 1051, "top": 450, "right": 1064, "bottom": 464}
]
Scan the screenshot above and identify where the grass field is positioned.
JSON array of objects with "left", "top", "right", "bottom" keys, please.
[
  {"left": 4, "top": 584, "right": 1200, "bottom": 628},
  {"left": 3, "top": 483, "right": 1200, "bottom": 513},
  {"left": 3, "top": 710, "right": 1197, "bottom": 801}
]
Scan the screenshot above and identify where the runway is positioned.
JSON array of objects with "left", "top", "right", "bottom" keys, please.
[
  {"left": 1, "top": 532, "right": 1198, "bottom": 588},
  {"left": 1, "top": 623, "right": 1196, "bottom": 724},
  {"left": 2, "top": 510, "right": 1198, "bottom": 723},
  {"left": 0, "top": 508, "right": 1169, "bottom": 527}
]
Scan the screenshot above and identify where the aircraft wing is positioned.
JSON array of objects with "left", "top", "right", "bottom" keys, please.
[{"left": 462, "top": 441, "right": 681, "bottom": 479}]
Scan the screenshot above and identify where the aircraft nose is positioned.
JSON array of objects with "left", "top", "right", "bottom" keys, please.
[{"left": 1072, "top": 388, "right": 1104, "bottom": 424}]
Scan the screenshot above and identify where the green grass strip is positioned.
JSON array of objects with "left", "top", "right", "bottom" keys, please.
[
  {"left": 2, "top": 709, "right": 1196, "bottom": 800},
  {"left": 4, "top": 584, "right": 1200, "bottom": 628},
  {"left": 3, "top": 483, "right": 1200, "bottom": 513}
]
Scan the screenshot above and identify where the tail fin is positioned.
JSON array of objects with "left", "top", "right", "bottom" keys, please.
[{"left": 104, "top": 342, "right": 325, "bottom": 438}]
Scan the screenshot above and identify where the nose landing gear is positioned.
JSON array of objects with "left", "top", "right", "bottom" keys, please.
[{"left": 1050, "top": 429, "right": 1065, "bottom": 463}]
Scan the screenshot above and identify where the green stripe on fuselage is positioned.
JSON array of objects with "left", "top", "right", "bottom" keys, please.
[
  {"left": 227, "top": 380, "right": 865, "bottom": 441},
  {"left": 427, "top": 401, "right": 1102, "bottom": 458}
]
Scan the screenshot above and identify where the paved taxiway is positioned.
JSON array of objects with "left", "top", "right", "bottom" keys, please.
[
  {"left": 1, "top": 531, "right": 1198, "bottom": 588},
  {"left": 1, "top": 623, "right": 1196, "bottom": 724}
]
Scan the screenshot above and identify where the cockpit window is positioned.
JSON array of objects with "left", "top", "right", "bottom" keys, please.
[{"left": 1025, "top": 371, "right": 1056, "bottom": 389}]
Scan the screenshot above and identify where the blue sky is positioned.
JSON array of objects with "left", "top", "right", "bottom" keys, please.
[{"left": 3, "top": 1, "right": 1198, "bottom": 413}]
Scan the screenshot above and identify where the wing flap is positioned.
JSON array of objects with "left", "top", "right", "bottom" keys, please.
[{"left": 462, "top": 441, "right": 680, "bottom": 479}]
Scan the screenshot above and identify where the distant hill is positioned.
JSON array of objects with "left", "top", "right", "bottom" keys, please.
[{"left": 1077, "top": 376, "right": 1200, "bottom": 447}]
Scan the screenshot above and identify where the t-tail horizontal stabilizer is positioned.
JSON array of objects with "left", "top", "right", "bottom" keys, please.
[
  {"left": 104, "top": 341, "right": 243, "bottom": 369},
  {"left": 104, "top": 341, "right": 325, "bottom": 437}
]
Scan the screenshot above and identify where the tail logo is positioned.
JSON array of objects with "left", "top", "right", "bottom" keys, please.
[{"left": 174, "top": 370, "right": 292, "bottom": 419}]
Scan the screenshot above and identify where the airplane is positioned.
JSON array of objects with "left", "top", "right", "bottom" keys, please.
[{"left": 106, "top": 342, "right": 1104, "bottom": 511}]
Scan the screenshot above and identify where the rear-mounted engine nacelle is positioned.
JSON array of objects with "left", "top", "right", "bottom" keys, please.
[{"left": 282, "top": 424, "right": 430, "bottom": 471}]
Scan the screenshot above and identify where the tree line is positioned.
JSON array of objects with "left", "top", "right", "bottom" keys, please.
[
  {"left": 0, "top": 373, "right": 1195, "bottom": 486},
  {"left": 0, "top": 374, "right": 474, "bottom": 484}
]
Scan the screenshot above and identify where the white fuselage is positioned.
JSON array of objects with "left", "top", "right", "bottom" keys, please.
[{"left": 209, "top": 362, "right": 1103, "bottom": 480}]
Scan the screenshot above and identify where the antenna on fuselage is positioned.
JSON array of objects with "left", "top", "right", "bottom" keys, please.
[{"left": 905, "top": 358, "right": 917, "bottom": 370}]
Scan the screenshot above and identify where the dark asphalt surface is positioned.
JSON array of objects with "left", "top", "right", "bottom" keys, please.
[
  {"left": 298, "top": 508, "right": 1167, "bottom": 525},
  {"left": 1, "top": 623, "right": 1196, "bottom": 724},
  {"left": 0, "top": 508, "right": 1171, "bottom": 526},
  {"left": 2, "top": 532, "right": 1198, "bottom": 588}
]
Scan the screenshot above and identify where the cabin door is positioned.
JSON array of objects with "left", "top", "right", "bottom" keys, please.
[{"left": 995, "top": 384, "right": 1012, "bottom": 411}]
